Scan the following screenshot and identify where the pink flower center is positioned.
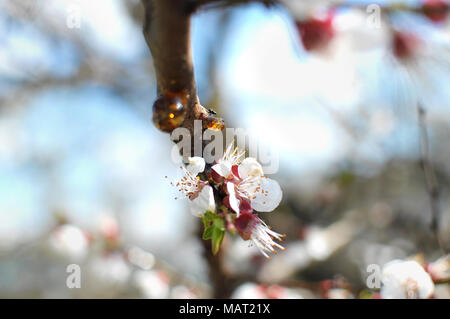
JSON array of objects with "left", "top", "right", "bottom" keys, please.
[
  {"left": 423, "top": 0, "right": 449, "bottom": 23},
  {"left": 234, "top": 212, "right": 258, "bottom": 240},
  {"left": 296, "top": 12, "right": 335, "bottom": 51},
  {"left": 393, "top": 32, "right": 421, "bottom": 60}
]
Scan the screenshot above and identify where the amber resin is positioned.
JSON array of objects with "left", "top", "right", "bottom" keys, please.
[
  {"left": 202, "top": 114, "right": 225, "bottom": 132},
  {"left": 152, "top": 91, "right": 188, "bottom": 133}
]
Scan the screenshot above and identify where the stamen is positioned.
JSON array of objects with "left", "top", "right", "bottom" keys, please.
[
  {"left": 171, "top": 165, "right": 207, "bottom": 200},
  {"left": 223, "top": 141, "right": 245, "bottom": 165},
  {"left": 249, "top": 218, "right": 285, "bottom": 258}
]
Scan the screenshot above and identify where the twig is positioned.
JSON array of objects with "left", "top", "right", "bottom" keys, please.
[
  {"left": 197, "top": 223, "right": 234, "bottom": 298},
  {"left": 141, "top": 0, "right": 209, "bottom": 136},
  {"left": 417, "top": 104, "right": 447, "bottom": 255},
  {"left": 186, "top": 0, "right": 276, "bottom": 11},
  {"left": 141, "top": 0, "right": 240, "bottom": 298}
]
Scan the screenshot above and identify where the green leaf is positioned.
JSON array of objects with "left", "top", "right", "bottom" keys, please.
[
  {"left": 213, "top": 216, "right": 225, "bottom": 231},
  {"left": 202, "top": 211, "right": 213, "bottom": 228},
  {"left": 211, "top": 217, "right": 225, "bottom": 255},
  {"left": 358, "top": 289, "right": 375, "bottom": 299},
  {"left": 202, "top": 226, "right": 213, "bottom": 240},
  {"left": 211, "top": 227, "right": 225, "bottom": 255},
  {"left": 201, "top": 212, "right": 226, "bottom": 255}
]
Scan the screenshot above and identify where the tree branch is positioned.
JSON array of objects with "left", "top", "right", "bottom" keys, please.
[
  {"left": 188, "top": 0, "right": 276, "bottom": 11},
  {"left": 141, "top": 0, "right": 234, "bottom": 297},
  {"left": 142, "top": 0, "right": 208, "bottom": 134},
  {"left": 417, "top": 104, "right": 447, "bottom": 255}
]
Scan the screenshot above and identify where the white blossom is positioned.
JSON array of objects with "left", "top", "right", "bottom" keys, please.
[
  {"left": 212, "top": 142, "right": 282, "bottom": 216},
  {"left": 134, "top": 270, "right": 170, "bottom": 299},
  {"left": 48, "top": 224, "right": 89, "bottom": 261},
  {"left": 381, "top": 260, "right": 434, "bottom": 299},
  {"left": 235, "top": 212, "right": 285, "bottom": 258},
  {"left": 173, "top": 156, "right": 215, "bottom": 217}
]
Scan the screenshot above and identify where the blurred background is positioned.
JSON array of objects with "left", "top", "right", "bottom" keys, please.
[{"left": 0, "top": 0, "right": 449, "bottom": 298}]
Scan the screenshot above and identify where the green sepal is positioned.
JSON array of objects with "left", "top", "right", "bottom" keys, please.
[
  {"left": 201, "top": 211, "right": 226, "bottom": 255},
  {"left": 203, "top": 226, "right": 213, "bottom": 240},
  {"left": 211, "top": 220, "right": 225, "bottom": 255}
]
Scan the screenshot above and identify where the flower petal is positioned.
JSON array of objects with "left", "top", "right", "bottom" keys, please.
[
  {"left": 187, "top": 157, "right": 205, "bottom": 176},
  {"left": 381, "top": 260, "right": 434, "bottom": 299},
  {"left": 212, "top": 160, "right": 232, "bottom": 178},
  {"left": 227, "top": 182, "right": 241, "bottom": 216},
  {"left": 250, "top": 178, "right": 282, "bottom": 212},
  {"left": 231, "top": 165, "right": 240, "bottom": 179},
  {"left": 238, "top": 198, "right": 253, "bottom": 215},
  {"left": 189, "top": 185, "right": 215, "bottom": 217},
  {"left": 238, "top": 157, "right": 264, "bottom": 179}
]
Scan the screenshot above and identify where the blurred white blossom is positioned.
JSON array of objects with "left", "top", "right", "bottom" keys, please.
[
  {"left": 232, "top": 282, "right": 304, "bottom": 299},
  {"left": 170, "top": 285, "right": 198, "bottom": 299},
  {"left": 47, "top": 224, "right": 89, "bottom": 261},
  {"left": 426, "top": 255, "right": 449, "bottom": 283},
  {"left": 127, "top": 246, "right": 155, "bottom": 270},
  {"left": 134, "top": 270, "right": 170, "bottom": 299},
  {"left": 89, "top": 252, "right": 131, "bottom": 288},
  {"left": 381, "top": 260, "right": 434, "bottom": 299}
]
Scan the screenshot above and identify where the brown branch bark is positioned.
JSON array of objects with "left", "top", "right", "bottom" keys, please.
[
  {"left": 141, "top": 0, "right": 269, "bottom": 298},
  {"left": 142, "top": 0, "right": 208, "bottom": 135},
  {"left": 197, "top": 225, "right": 233, "bottom": 298},
  {"left": 188, "top": 0, "right": 276, "bottom": 11},
  {"left": 141, "top": 0, "right": 233, "bottom": 298}
]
